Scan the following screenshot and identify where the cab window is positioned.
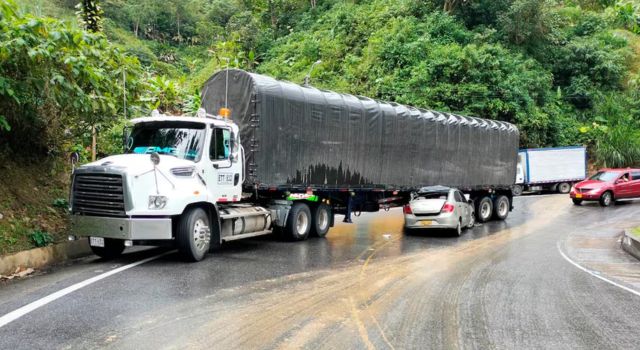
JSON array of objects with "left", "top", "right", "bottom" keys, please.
[{"left": 209, "top": 128, "right": 231, "bottom": 161}]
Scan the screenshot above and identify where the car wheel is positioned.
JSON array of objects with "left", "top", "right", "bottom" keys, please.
[
  {"left": 492, "top": 195, "right": 510, "bottom": 220},
  {"left": 557, "top": 182, "right": 571, "bottom": 194},
  {"left": 475, "top": 196, "right": 493, "bottom": 223},
  {"left": 512, "top": 185, "right": 523, "bottom": 196},
  {"left": 90, "top": 238, "right": 125, "bottom": 260},
  {"left": 454, "top": 219, "right": 462, "bottom": 237},
  {"left": 466, "top": 211, "right": 475, "bottom": 229},
  {"left": 177, "top": 207, "right": 211, "bottom": 262},
  {"left": 599, "top": 191, "right": 613, "bottom": 207},
  {"left": 572, "top": 198, "right": 582, "bottom": 205}
]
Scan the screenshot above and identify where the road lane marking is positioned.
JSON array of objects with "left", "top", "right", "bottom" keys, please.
[
  {"left": 556, "top": 241, "right": 640, "bottom": 298},
  {"left": 0, "top": 250, "right": 174, "bottom": 329}
]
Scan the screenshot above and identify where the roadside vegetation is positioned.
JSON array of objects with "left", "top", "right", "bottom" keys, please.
[{"left": 0, "top": 0, "right": 639, "bottom": 254}]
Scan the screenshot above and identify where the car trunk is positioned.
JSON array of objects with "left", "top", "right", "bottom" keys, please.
[{"left": 410, "top": 198, "right": 446, "bottom": 215}]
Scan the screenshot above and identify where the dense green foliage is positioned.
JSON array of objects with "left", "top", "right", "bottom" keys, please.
[{"left": 3, "top": 0, "right": 640, "bottom": 165}]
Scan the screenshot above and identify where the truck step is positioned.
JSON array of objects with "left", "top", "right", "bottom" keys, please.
[{"left": 222, "top": 230, "right": 272, "bottom": 242}]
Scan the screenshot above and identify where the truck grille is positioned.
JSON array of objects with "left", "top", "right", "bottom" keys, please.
[{"left": 72, "top": 174, "right": 126, "bottom": 217}]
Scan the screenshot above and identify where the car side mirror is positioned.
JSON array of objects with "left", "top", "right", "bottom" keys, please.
[{"left": 468, "top": 199, "right": 473, "bottom": 205}]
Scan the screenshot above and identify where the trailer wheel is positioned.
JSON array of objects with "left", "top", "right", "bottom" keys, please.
[
  {"left": 557, "top": 182, "right": 571, "bottom": 194},
  {"left": 286, "top": 202, "right": 311, "bottom": 241},
  {"left": 90, "top": 238, "right": 125, "bottom": 260},
  {"left": 512, "top": 185, "right": 523, "bottom": 196},
  {"left": 475, "top": 197, "right": 493, "bottom": 223},
  {"left": 177, "top": 207, "right": 211, "bottom": 262},
  {"left": 493, "top": 195, "right": 510, "bottom": 220},
  {"left": 310, "top": 204, "right": 331, "bottom": 238}
]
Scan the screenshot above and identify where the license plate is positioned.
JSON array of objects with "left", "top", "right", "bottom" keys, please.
[
  {"left": 420, "top": 220, "right": 433, "bottom": 226},
  {"left": 90, "top": 237, "right": 105, "bottom": 247},
  {"left": 575, "top": 193, "right": 582, "bottom": 199}
]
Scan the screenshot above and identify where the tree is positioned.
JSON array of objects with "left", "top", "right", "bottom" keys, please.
[{"left": 76, "top": 0, "right": 103, "bottom": 32}]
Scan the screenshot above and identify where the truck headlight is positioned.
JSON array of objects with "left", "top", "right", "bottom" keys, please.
[{"left": 148, "top": 195, "right": 168, "bottom": 209}]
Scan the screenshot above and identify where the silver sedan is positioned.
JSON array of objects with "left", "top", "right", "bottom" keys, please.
[{"left": 403, "top": 186, "right": 475, "bottom": 236}]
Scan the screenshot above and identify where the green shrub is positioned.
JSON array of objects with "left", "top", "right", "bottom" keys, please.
[{"left": 29, "top": 230, "right": 54, "bottom": 247}]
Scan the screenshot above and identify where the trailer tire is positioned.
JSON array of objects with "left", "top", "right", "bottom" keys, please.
[
  {"left": 493, "top": 195, "right": 510, "bottom": 220},
  {"left": 90, "top": 238, "right": 125, "bottom": 260},
  {"left": 512, "top": 185, "right": 523, "bottom": 196},
  {"left": 475, "top": 196, "right": 493, "bottom": 223},
  {"left": 557, "top": 182, "right": 571, "bottom": 194},
  {"left": 286, "top": 202, "right": 312, "bottom": 241},
  {"left": 177, "top": 207, "right": 211, "bottom": 262},
  {"left": 310, "top": 204, "right": 331, "bottom": 238}
]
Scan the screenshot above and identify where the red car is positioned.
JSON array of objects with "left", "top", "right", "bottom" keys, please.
[{"left": 570, "top": 168, "right": 640, "bottom": 206}]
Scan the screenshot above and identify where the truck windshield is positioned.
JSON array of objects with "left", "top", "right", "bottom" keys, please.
[
  {"left": 126, "top": 121, "right": 206, "bottom": 161},
  {"left": 589, "top": 171, "right": 619, "bottom": 182}
]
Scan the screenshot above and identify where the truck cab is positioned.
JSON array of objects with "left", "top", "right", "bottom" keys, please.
[{"left": 70, "top": 110, "right": 276, "bottom": 261}]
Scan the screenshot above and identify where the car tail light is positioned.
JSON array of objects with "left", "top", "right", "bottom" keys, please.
[
  {"left": 441, "top": 202, "right": 455, "bottom": 213},
  {"left": 403, "top": 204, "right": 413, "bottom": 214}
]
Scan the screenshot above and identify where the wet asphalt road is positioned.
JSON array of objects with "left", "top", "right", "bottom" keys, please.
[{"left": 1, "top": 195, "right": 640, "bottom": 349}]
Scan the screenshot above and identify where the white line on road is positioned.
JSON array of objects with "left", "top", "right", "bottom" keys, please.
[
  {"left": 556, "top": 241, "right": 640, "bottom": 298},
  {"left": 0, "top": 250, "right": 174, "bottom": 329}
]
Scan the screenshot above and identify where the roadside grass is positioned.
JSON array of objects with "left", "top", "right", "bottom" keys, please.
[
  {"left": 0, "top": 156, "right": 71, "bottom": 256},
  {"left": 632, "top": 226, "right": 640, "bottom": 239}
]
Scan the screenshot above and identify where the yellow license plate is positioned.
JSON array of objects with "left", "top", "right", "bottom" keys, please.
[
  {"left": 420, "top": 220, "right": 433, "bottom": 226},
  {"left": 576, "top": 193, "right": 582, "bottom": 198}
]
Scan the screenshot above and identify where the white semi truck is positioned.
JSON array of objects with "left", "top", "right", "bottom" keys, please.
[
  {"left": 69, "top": 70, "right": 519, "bottom": 261},
  {"left": 512, "top": 146, "right": 587, "bottom": 195}
]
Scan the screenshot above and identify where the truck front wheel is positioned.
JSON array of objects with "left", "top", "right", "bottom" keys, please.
[
  {"left": 512, "top": 185, "right": 523, "bottom": 196},
  {"left": 310, "top": 204, "right": 332, "bottom": 238},
  {"left": 90, "top": 238, "right": 125, "bottom": 260},
  {"left": 475, "top": 196, "right": 493, "bottom": 223},
  {"left": 286, "top": 202, "right": 311, "bottom": 241},
  {"left": 177, "top": 207, "right": 211, "bottom": 262}
]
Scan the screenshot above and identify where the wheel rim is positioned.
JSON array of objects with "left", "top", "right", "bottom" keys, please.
[
  {"left": 317, "top": 208, "right": 329, "bottom": 231},
  {"left": 457, "top": 221, "right": 462, "bottom": 235},
  {"left": 469, "top": 213, "right": 475, "bottom": 227},
  {"left": 499, "top": 199, "right": 508, "bottom": 217},
  {"left": 603, "top": 193, "right": 611, "bottom": 205},
  {"left": 193, "top": 219, "right": 210, "bottom": 252},
  {"left": 481, "top": 202, "right": 491, "bottom": 219},
  {"left": 296, "top": 211, "right": 309, "bottom": 236},
  {"left": 559, "top": 183, "right": 570, "bottom": 193}
]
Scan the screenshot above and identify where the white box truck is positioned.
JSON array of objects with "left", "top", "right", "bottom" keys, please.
[{"left": 513, "top": 146, "right": 587, "bottom": 195}]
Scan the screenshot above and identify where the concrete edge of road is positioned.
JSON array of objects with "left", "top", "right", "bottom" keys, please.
[
  {"left": 0, "top": 240, "right": 92, "bottom": 276},
  {"left": 621, "top": 229, "right": 640, "bottom": 261}
]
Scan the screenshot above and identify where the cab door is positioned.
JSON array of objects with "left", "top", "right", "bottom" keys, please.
[{"left": 204, "top": 126, "right": 242, "bottom": 203}]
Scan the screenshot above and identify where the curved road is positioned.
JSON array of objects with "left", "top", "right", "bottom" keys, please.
[{"left": 1, "top": 195, "right": 640, "bottom": 349}]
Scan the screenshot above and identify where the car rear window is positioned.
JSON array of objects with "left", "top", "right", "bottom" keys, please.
[{"left": 416, "top": 192, "right": 448, "bottom": 200}]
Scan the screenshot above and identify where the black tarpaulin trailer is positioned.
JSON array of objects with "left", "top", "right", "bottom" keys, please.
[{"left": 201, "top": 69, "right": 519, "bottom": 192}]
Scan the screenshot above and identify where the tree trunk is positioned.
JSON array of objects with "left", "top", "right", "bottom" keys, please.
[{"left": 91, "top": 125, "right": 96, "bottom": 162}]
